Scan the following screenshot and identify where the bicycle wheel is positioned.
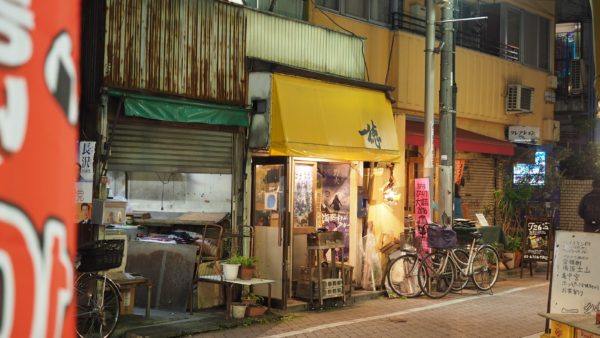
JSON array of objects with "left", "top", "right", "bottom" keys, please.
[
  {"left": 471, "top": 245, "right": 499, "bottom": 291},
  {"left": 387, "top": 253, "right": 422, "bottom": 298},
  {"left": 76, "top": 273, "right": 121, "bottom": 338},
  {"left": 418, "top": 251, "right": 455, "bottom": 299},
  {"left": 451, "top": 248, "right": 469, "bottom": 291}
]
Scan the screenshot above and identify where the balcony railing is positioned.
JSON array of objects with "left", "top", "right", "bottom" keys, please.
[{"left": 391, "top": 12, "right": 520, "bottom": 63}]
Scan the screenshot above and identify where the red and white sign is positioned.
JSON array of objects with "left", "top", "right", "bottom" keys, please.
[
  {"left": 0, "top": 0, "right": 80, "bottom": 337},
  {"left": 414, "top": 178, "right": 431, "bottom": 252}
]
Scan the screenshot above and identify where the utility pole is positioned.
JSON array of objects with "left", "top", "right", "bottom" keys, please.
[
  {"left": 424, "top": 0, "right": 435, "bottom": 222},
  {"left": 439, "top": 0, "right": 456, "bottom": 228}
]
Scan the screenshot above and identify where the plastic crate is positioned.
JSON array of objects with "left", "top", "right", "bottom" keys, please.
[{"left": 78, "top": 240, "right": 125, "bottom": 272}]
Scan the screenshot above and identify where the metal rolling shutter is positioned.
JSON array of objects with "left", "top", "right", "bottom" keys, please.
[
  {"left": 107, "top": 121, "right": 233, "bottom": 174},
  {"left": 461, "top": 158, "right": 498, "bottom": 221}
]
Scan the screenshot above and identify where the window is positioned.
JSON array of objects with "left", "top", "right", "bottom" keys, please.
[
  {"left": 370, "top": 0, "right": 389, "bottom": 23},
  {"left": 245, "top": 0, "right": 305, "bottom": 20},
  {"left": 480, "top": 3, "right": 549, "bottom": 69},
  {"left": 344, "top": 0, "right": 368, "bottom": 19},
  {"left": 316, "top": 0, "right": 339, "bottom": 11},
  {"left": 316, "top": 0, "right": 390, "bottom": 25}
]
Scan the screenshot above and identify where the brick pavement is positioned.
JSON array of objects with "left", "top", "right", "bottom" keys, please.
[{"left": 191, "top": 275, "right": 550, "bottom": 338}]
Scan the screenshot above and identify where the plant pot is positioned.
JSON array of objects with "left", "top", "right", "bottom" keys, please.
[
  {"left": 241, "top": 298, "right": 257, "bottom": 305},
  {"left": 514, "top": 251, "right": 523, "bottom": 268},
  {"left": 245, "top": 305, "right": 267, "bottom": 317},
  {"left": 503, "top": 252, "right": 516, "bottom": 269},
  {"left": 222, "top": 263, "right": 240, "bottom": 280},
  {"left": 231, "top": 303, "right": 246, "bottom": 319},
  {"left": 240, "top": 265, "right": 256, "bottom": 280}
]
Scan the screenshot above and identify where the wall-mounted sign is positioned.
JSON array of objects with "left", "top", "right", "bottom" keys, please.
[{"left": 508, "top": 126, "right": 540, "bottom": 144}]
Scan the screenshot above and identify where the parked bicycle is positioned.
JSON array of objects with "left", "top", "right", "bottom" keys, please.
[
  {"left": 418, "top": 224, "right": 500, "bottom": 299},
  {"left": 384, "top": 215, "right": 429, "bottom": 298},
  {"left": 76, "top": 239, "right": 124, "bottom": 338}
]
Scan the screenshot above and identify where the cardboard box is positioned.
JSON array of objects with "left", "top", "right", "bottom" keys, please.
[
  {"left": 550, "top": 320, "right": 574, "bottom": 338},
  {"left": 575, "top": 328, "right": 600, "bottom": 338}
]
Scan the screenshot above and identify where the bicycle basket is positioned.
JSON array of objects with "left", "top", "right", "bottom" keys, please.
[
  {"left": 78, "top": 239, "right": 124, "bottom": 272},
  {"left": 427, "top": 224, "right": 457, "bottom": 249}
]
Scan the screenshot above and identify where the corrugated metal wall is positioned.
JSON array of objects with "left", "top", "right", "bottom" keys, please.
[
  {"left": 104, "top": 0, "right": 246, "bottom": 105},
  {"left": 108, "top": 120, "right": 233, "bottom": 174},
  {"left": 461, "top": 157, "right": 499, "bottom": 222},
  {"left": 246, "top": 9, "right": 365, "bottom": 80}
]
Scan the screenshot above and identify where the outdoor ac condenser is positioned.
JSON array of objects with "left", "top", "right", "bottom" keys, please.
[
  {"left": 569, "top": 59, "right": 585, "bottom": 95},
  {"left": 506, "top": 84, "right": 534, "bottom": 114}
]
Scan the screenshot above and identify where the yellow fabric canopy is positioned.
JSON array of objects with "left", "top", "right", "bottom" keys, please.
[{"left": 270, "top": 74, "right": 401, "bottom": 162}]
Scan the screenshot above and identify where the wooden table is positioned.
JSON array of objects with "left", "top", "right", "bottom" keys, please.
[
  {"left": 539, "top": 313, "right": 600, "bottom": 335},
  {"left": 196, "top": 275, "right": 274, "bottom": 320},
  {"left": 112, "top": 276, "right": 152, "bottom": 319}
]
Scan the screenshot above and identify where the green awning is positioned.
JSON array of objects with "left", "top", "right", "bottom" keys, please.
[{"left": 108, "top": 90, "right": 249, "bottom": 127}]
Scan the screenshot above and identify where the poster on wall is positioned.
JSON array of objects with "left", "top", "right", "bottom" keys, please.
[
  {"left": 319, "top": 163, "right": 351, "bottom": 261},
  {"left": 76, "top": 141, "right": 95, "bottom": 203},
  {"left": 0, "top": 0, "right": 80, "bottom": 336},
  {"left": 294, "top": 164, "right": 314, "bottom": 227}
]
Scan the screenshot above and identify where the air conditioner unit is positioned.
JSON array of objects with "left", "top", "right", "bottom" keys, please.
[
  {"left": 569, "top": 59, "right": 585, "bottom": 95},
  {"left": 506, "top": 84, "right": 534, "bottom": 114}
]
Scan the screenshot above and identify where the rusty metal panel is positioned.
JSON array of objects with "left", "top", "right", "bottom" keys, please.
[
  {"left": 104, "top": 0, "right": 246, "bottom": 105},
  {"left": 246, "top": 9, "right": 365, "bottom": 80}
]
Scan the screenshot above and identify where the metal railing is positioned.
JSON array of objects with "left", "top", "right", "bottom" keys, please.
[{"left": 391, "top": 12, "right": 520, "bottom": 63}]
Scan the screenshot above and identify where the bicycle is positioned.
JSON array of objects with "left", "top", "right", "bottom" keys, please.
[
  {"left": 384, "top": 216, "right": 428, "bottom": 298},
  {"left": 76, "top": 240, "right": 124, "bottom": 338},
  {"left": 418, "top": 226, "right": 499, "bottom": 299}
]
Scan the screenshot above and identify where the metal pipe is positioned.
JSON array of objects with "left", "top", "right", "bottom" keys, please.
[
  {"left": 424, "top": 0, "right": 436, "bottom": 221},
  {"left": 438, "top": 0, "right": 456, "bottom": 228}
]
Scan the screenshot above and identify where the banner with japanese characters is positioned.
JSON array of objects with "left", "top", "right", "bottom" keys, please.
[
  {"left": 415, "top": 178, "right": 431, "bottom": 251},
  {"left": 76, "top": 141, "right": 95, "bottom": 203},
  {"left": 0, "top": 0, "right": 80, "bottom": 337}
]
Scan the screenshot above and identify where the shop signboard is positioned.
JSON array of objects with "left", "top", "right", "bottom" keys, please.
[
  {"left": 414, "top": 178, "right": 431, "bottom": 251},
  {"left": 523, "top": 219, "right": 551, "bottom": 262},
  {"left": 550, "top": 231, "right": 600, "bottom": 314},
  {"left": 0, "top": 0, "right": 80, "bottom": 336}
]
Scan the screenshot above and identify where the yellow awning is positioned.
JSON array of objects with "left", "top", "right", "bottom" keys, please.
[{"left": 270, "top": 74, "right": 401, "bottom": 162}]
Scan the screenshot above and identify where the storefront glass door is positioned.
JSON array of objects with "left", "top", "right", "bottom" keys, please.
[{"left": 251, "top": 159, "right": 289, "bottom": 307}]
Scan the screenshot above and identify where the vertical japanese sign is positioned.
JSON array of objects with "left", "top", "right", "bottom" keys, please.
[
  {"left": 76, "top": 141, "right": 95, "bottom": 203},
  {"left": 0, "top": 0, "right": 80, "bottom": 337},
  {"left": 415, "top": 178, "right": 431, "bottom": 251},
  {"left": 454, "top": 159, "right": 465, "bottom": 184}
]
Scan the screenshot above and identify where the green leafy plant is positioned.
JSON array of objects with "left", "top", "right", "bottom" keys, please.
[
  {"left": 225, "top": 255, "right": 256, "bottom": 266},
  {"left": 505, "top": 235, "right": 522, "bottom": 252},
  {"left": 242, "top": 292, "right": 263, "bottom": 303}
]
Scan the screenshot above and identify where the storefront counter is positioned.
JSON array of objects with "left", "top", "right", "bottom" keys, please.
[{"left": 454, "top": 226, "right": 508, "bottom": 247}]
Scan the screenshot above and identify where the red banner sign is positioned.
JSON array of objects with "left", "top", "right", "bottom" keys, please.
[{"left": 0, "top": 1, "right": 80, "bottom": 337}]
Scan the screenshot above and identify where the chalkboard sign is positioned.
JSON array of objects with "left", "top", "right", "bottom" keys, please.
[
  {"left": 550, "top": 231, "right": 600, "bottom": 314},
  {"left": 523, "top": 218, "right": 552, "bottom": 262}
]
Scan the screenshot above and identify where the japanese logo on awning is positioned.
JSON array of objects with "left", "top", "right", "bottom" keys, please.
[{"left": 0, "top": 0, "right": 80, "bottom": 337}]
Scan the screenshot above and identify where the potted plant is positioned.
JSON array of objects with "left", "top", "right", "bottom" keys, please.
[
  {"left": 503, "top": 235, "right": 522, "bottom": 269},
  {"left": 242, "top": 292, "right": 267, "bottom": 317},
  {"left": 238, "top": 256, "right": 257, "bottom": 280},
  {"left": 241, "top": 292, "right": 263, "bottom": 305},
  {"left": 222, "top": 255, "right": 244, "bottom": 280}
]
